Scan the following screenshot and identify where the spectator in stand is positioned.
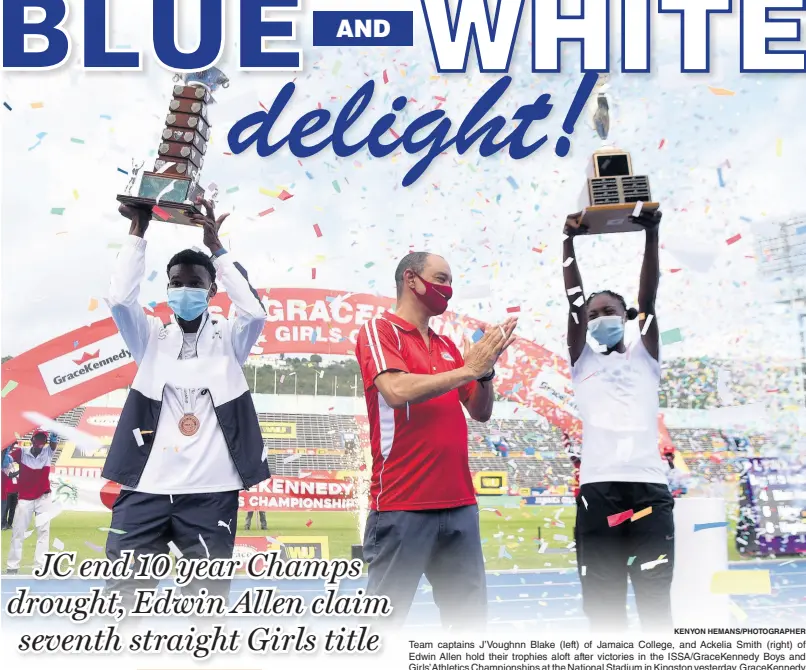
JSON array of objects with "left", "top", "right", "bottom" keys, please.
[
  {"left": 5, "top": 431, "right": 58, "bottom": 574},
  {"left": 2, "top": 442, "right": 20, "bottom": 531}
]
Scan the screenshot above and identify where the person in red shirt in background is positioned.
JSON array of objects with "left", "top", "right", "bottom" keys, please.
[
  {"left": 355, "top": 251, "right": 517, "bottom": 630},
  {"left": 2, "top": 442, "right": 19, "bottom": 531},
  {"left": 563, "top": 432, "right": 582, "bottom": 499},
  {"left": 5, "top": 430, "right": 58, "bottom": 574}
]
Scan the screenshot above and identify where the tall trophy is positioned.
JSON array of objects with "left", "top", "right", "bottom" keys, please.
[
  {"left": 576, "top": 148, "right": 659, "bottom": 233},
  {"left": 117, "top": 67, "right": 229, "bottom": 226}
]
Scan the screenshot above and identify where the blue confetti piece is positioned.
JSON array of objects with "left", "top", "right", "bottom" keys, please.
[
  {"left": 311, "top": 330, "right": 318, "bottom": 344},
  {"left": 148, "top": 301, "right": 157, "bottom": 308},
  {"left": 147, "top": 270, "right": 158, "bottom": 281},
  {"left": 73, "top": 341, "right": 79, "bottom": 348},
  {"left": 472, "top": 328, "right": 484, "bottom": 343},
  {"left": 305, "top": 171, "right": 314, "bottom": 179},
  {"left": 796, "top": 225, "right": 806, "bottom": 236},
  {"left": 740, "top": 216, "right": 752, "bottom": 223},
  {"left": 3, "top": 102, "right": 11, "bottom": 111},
  {"left": 507, "top": 176, "right": 519, "bottom": 190},
  {"left": 717, "top": 168, "right": 725, "bottom": 188},
  {"left": 693, "top": 521, "right": 728, "bottom": 532},
  {"left": 117, "top": 167, "right": 129, "bottom": 175},
  {"left": 100, "top": 114, "right": 112, "bottom": 120}
]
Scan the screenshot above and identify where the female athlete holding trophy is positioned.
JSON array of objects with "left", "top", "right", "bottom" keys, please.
[{"left": 563, "top": 206, "right": 674, "bottom": 633}]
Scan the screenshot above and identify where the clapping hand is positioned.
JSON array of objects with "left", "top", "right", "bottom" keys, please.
[{"left": 462, "top": 317, "right": 518, "bottom": 379}]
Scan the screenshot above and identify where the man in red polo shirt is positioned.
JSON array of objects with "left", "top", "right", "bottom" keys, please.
[
  {"left": 356, "top": 251, "right": 517, "bottom": 629},
  {"left": 5, "top": 430, "right": 58, "bottom": 574}
]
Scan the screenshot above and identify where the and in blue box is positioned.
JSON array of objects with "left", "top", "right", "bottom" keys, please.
[{"left": 312, "top": 11, "right": 414, "bottom": 47}]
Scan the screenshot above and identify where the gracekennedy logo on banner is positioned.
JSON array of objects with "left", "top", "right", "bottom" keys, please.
[{"left": 38, "top": 334, "right": 133, "bottom": 395}]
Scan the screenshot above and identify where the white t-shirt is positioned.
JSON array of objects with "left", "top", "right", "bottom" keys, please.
[
  {"left": 135, "top": 330, "right": 243, "bottom": 494},
  {"left": 571, "top": 338, "right": 667, "bottom": 486}
]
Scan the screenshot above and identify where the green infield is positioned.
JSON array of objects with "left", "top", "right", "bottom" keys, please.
[{"left": 0, "top": 503, "right": 751, "bottom": 574}]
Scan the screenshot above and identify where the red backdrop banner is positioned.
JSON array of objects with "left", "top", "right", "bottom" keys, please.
[{"left": 0, "top": 287, "right": 672, "bottom": 453}]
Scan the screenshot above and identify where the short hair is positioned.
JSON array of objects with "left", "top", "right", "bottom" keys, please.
[
  {"left": 167, "top": 249, "right": 216, "bottom": 283},
  {"left": 394, "top": 252, "right": 431, "bottom": 297},
  {"left": 586, "top": 290, "right": 639, "bottom": 320}
]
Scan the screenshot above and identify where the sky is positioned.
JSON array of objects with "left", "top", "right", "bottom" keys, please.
[{"left": 2, "top": 0, "right": 806, "bottom": 366}]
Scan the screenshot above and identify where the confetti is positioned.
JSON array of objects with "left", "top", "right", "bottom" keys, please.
[
  {"left": 117, "top": 167, "right": 128, "bottom": 175},
  {"left": 693, "top": 521, "right": 728, "bottom": 532},
  {"left": 132, "top": 428, "right": 145, "bottom": 447},
  {"left": 776, "top": 138, "right": 783, "bottom": 157},
  {"left": 332, "top": 180, "right": 341, "bottom": 193},
  {"left": 3, "top": 102, "right": 12, "bottom": 111},
  {"left": 640, "top": 314, "right": 654, "bottom": 335},
  {"left": 226, "top": 186, "right": 239, "bottom": 194},
  {"left": 640, "top": 555, "right": 669, "bottom": 571},
  {"left": 660, "top": 328, "right": 683, "bottom": 345},
  {"left": 364, "top": 262, "right": 375, "bottom": 268},
  {"left": 506, "top": 176, "right": 519, "bottom": 190},
  {"left": 311, "top": 268, "right": 317, "bottom": 279},
  {"left": 167, "top": 541, "right": 184, "bottom": 558},
  {"left": 631, "top": 507, "right": 652, "bottom": 522},
  {"left": 708, "top": 86, "right": 735, "bottom": 96},
  {"left": 278, "top": 190, "right": 294, "bottom": 201},
  {"left": 729, "top": 601, "right": 748, "bottom": 622},
  {"left": 87, "top": 298, "right": 99, "bottom": 311},
  {"left": 382, "top": 69, "right": 389, "bottom": 84},
  {"left": 563, "top": 257, "right": 575, "bottom": 267},
  {"left": 581, "top": 566, "right": 587, "bottom": 576},
  {"left": 313, "top": 224, "right": 323, "bottom": 237},
  {"left": 152, "top": 205, "right": 170, "bottom": 220},
  {"left": 99, "top": 527, "right": 127, "bottom": 535},
  {"left": 1, "top": 381, "right": 19, "bottom": 398},
  {"left": 726, "top": 233, "right": 742, "bottom": 245},
  {"left": 70, "top": 137, "right": 85, "bottom": 144},
  {"left": 85, "top": 541, "right": 104, "bottom": 552},
  {"left": 607, "top": 510, "right": 634, "bottom": 527},
  {"left": 52, "top": 538, "right": 65, "bottom": 551},
  {"left": 472, "top": 328, "right": 484, "bottom": 343},
  {"left": 51, "top": 208, "right": 65, "bottom": 215},
  {"left": 717, "top": 167, "right": 725, "bottom": 188},
  {"left": 506, "top": 306, "right": 521, "bottom": 313},
  {"left": 147, "top": 270, "right": 158, "bottom": 281},
  {"left": 305, "top": 519, "right": 313, "bottom": 527},
  {"left": 711, "top": 570, "right": 770, "bottom": 595},
  {"left": 259, "top": 207, "right": 275, "bottom": 216},
  {"left": 30, "top": 101, "right": 44, "bottom": 109},
  {"left": 627, "top": 556, "right": 636, "bottom": 566}
]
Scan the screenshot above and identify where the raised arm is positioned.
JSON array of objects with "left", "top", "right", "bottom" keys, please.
[
  {"left": 106, "top": 205, "right": 152, "bottom": 365},
  {"left": 192, "top": 200, "right": 267, "bottom": 365},
  {"left": 563, "top": 212, "right": 588, "bottom": 367},
  {"left": 635, "top": 209, "right": 662, "bottom": 361}
]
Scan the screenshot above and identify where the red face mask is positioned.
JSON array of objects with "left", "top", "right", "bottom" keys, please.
[{"left": 411, "top": 272, "right": 452, "bottom": 315}]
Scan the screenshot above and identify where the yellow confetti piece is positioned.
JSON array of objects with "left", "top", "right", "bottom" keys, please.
[
  {"left": 31, "top": 102, "right": 44, "bottom": 109},
  {"left": 73, "top": 190, "right": 79, "bottom": 200},
  {"left": 631, "top": 506, "right": 652, "bottom": 522},
  {"left": 776, "top": 138, "right": 783, "bottom": 157},
  {"left": 88, "top": 298, "right": 99, "bottom": 311},
  {"left": 729, "top": 600, "right": 748, "bottom": 622},
  {"left": 710, "top": 570, "right": 770, "bottom": 595},
  {"left": 708, "top": 86, "right": 735, "bottom": 96},
  {"left": 259, "top": 187, "right": 280, "bottom": 197}
]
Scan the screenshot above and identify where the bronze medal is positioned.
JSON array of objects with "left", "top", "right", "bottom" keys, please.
[{"left": 179, "top": 414, "right": 200, "bottom": 436}]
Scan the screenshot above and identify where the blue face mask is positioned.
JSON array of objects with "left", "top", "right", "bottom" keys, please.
[
  {"left": 167, "top": 287, "right": 210, "bottom": 321},
  {"left": 588, "top": 315, "right": 625, "bottom": 348}
]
